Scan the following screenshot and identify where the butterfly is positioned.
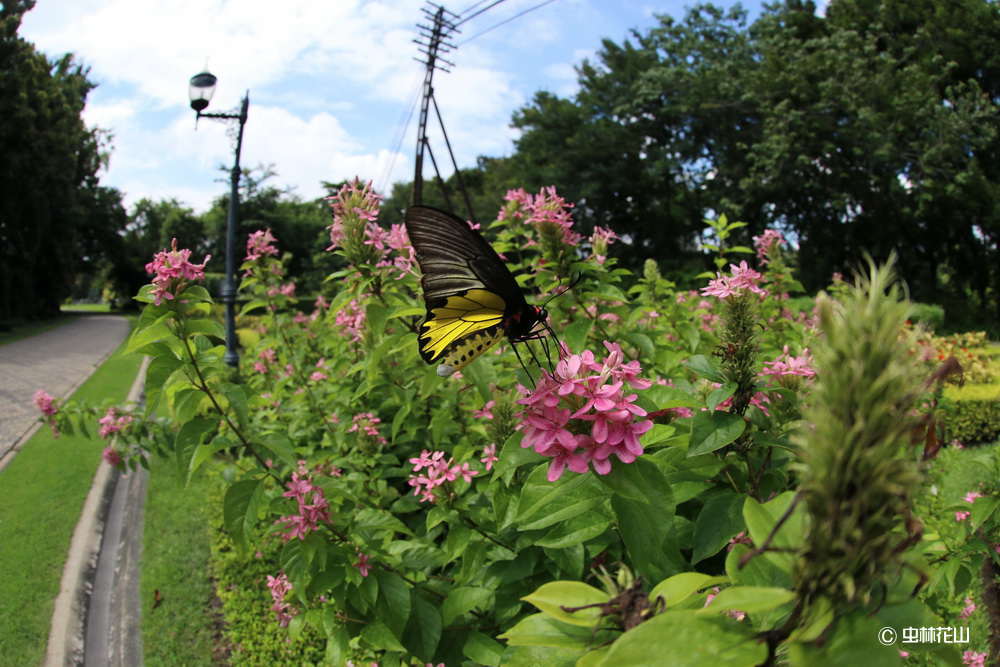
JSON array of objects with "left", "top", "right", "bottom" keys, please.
[{"left": 404, "top": 205, "right": 549, "bottom": 377}]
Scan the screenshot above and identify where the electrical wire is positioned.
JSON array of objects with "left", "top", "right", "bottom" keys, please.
[
  {"left": 457, "top": 0, "right": 559, "bottom": 45},
  {"left": 457, "top": 0, "right": 493, "bottom": 17},
  {"left": 455, "top": 0, "right": 507, "bottom": 27},
  {"left": 376, "top": 73, "right": 424, "bottom": 195}
]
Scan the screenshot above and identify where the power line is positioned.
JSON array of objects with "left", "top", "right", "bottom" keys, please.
[
  {"left": 457, "top": 0, "right": 559, "bottom": 45},
  {"left": 455, "top": 0, "right": 507, "bottom": 27},
  {"left": 377, "top": 74, "right": 424, "bottom": 195},
  {"left": 457, "top": 0, "right": 493, "bottom": 16}
]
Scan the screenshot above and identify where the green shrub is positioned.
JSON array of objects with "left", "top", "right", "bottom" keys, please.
[
  {"left": 909, "top": 302, "right": 945, "bottom": 330},
  {"left": 941, "top": 384, "right": 1000, "bottom": 444}
]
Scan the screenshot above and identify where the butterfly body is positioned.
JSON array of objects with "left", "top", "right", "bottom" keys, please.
[{"left": 404, "top": 205, "right": 547, "bottom": 376}]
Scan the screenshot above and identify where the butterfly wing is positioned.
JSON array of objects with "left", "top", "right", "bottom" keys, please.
[{"left": 405, "top": 205, "right": 529, "bottom": 372}]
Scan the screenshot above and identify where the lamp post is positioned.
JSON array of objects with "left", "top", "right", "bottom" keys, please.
[{"left": 189, "top": 70, "right": 248, "bottom": 367}]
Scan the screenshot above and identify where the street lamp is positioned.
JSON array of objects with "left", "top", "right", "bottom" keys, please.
[{"left": 188, "top": 70, "right": 248, "bottom": 367}]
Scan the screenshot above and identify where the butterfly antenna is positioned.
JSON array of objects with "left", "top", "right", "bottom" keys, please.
[{"left": 540, "top": 272, "right": 585, "bottom": 309}]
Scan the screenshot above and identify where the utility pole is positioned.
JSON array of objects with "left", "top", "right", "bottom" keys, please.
[{"left": 412, "top": 4, "right": 458, "bottom": 208}]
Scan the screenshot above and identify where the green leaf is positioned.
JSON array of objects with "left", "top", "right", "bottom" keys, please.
[
  {"left": 649, "top": 572, "right": 728, "bottom": 608},
  {"left": 624, "top": 332, "right": 655, "bottom": 359},
  {"left": 692, "top": 490, "right": 745, "bottom": 564},
  {"left": 971, "top": 496, "right": 999, "bottom": 530},
  {"left": 375, "top": 571, "right": 411, "bottom": 639},
  {"left": 697, "top": 586, "right": 794, "bottom": 615},
  {"left": 522, "top": 581, "right": 610, "bottom": 628},
  {"left": 402, "top": 594, "right": 441, "bottom": 662},
  {"left": 596, "top": 457, "right": 673, "bottom": 507},
  {"left": 516, "top": 464, "right": 610, "bottom": 531},
  {"left": 239, "top": 298, "right": 268, "bottom": 316},
  {"left": 688, "top": 411, "right": 745, "bottom": 456},
  {"left": 223, "top": 478, "right": 260, "bottom": 551},
  {"left": 219, "top": 383, "right": 249, "bottom": 428},
  {"left": 258, "top": 433, "right": 297, "bottom": 467},
  {"left": 600, "top": 610, "right": 765, "bottom": 666},
  {"left": 325, "top": 624, "right": 349, "bottom": 665},
  {"left": 184, "top": 317, "right": 225, "bottom": 340},
  {"left": 125, "top": 313, "right": 173, "bottom": 355},
  {"left": 562, "top": 320, "right": 592, "bottom": 352},
  {"left": 499, "top": 613, "right": 597, "bottom": 650},
  {"left": 361, "top": 620, "right": 407, "bottom": 652},
  {"left": 725, "top": 544, "right": 792, "bottom": 590},
  {"left": 684, "top": 355, "right": 726, "bottom": 383},
  {"left": 535, "top": 510, "right": 611, "bottom": 550},
  {"left": 178, "top": 284, "right": 212, "bottom": 302},
  {"left": 612, "top": 495, "right": 675, "bottom": 584},
  {"left": 442, "top": 587, "right": 493, "bottom": 626},
  {"left": 463, "top": 631, "right": 504, "bottom": 666},
  {"left": 389, "top": 305, "right": 425, "bottom": 319},
  {"left": 706, "top": 383, "right": 736, "bottom": 412},
  {"left": 174, "top": 416, "right": 215, "bottom": 479},
  {"left": 743, "top": 492, "right": 805, "bottom": 575}
]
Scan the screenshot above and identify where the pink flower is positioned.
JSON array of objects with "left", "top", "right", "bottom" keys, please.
[
  {"left": 701, "top": 261, "right": 768, "bottom": 300},
  {"left": 407, "top": 450, "right": 478, "bottom": 503},
  {"left": 761, "top": 346, "right": 816, "bottom": 382},
  {"left": 502, "top": 186, "right": 582, "bottom": 247},
  {"left": 253, "top": 361, "right": 268, "bottom": 374},
  {"left": 34, "top": 389, "right": 57, "bottom": 416},
  {"left": 348, "top": 412, "right": 387, "bottom": 446},
  {"left": 245, "top": 229, "right": 279, "bottom": 262},
  {"left": 266, "top": 572, "right": 297, "bottom": 627},
  {"left": 962, "top": 651, "right": 987, "bottom": 667},
  {"left": 589, "top": 226, "right": 617, "bottom": 263},
  {"left": 480, "top": 444, "right": 499, "bottom": 471},
  {"left": 102, "top": 446, "right": 122, "bottom": 467},
  {"left": 516, "top": 341, "right": 653, "bottom": 482},
  {"left": 336, "top": 297, "right": 367, "bottom": 342},
  {"left": 959, "top": 596, "right": 976, "bottom": 620},
  {"left": 326, "top": 178, "right": 382, "bottom": 251},
  {"left": 753, "top": 229, "right": 784, "bottom": 264},
  {"left": 98, "top": 407, "right": 133, "bottom": 440},
  {"left": 309, "top": 371, "right": 328, "bottom": 382},
  {"left": 354, "top": 552, "right": 371, "bottom": 577},
  {"left": 145, "top": 238, "right": 211, "bottom": 306},
  {"left": 473, "top": 400, "right": 496, "bottom": 420},
  {"left": 275, "top": 469, "right": 331, "bottom": 541},
  {"left": 899, "top": 650, "right": 909, "bottom": 658},
  {"left": 964, "top": 491, "right": 982, "bottom": 504},
  {"left": 955, "top": 511, "right": 971, "bottom": 522}
]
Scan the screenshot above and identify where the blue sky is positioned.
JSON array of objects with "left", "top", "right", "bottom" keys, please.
[{"left": 20, "top": 0, "right": 765, "bottom": 214}]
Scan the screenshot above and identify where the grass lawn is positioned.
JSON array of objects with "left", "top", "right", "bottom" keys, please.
[
  {"left": 0, "top": 324, "right": 140, "bottom": 667},
  {"left": 61, "top": 303, "right": 114, "bottom": 313},
  {"left": 140, "top": 458, "right": 220, "bottom": 666}
]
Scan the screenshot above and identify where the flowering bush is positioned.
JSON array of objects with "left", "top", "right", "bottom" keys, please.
[{"left": 36, "top": 187, "right": 998, "bottom": 665}]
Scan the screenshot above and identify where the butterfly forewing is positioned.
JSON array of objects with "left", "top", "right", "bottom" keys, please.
[{"left": 404, "top": 204, "right": 541, "bottom": 376}]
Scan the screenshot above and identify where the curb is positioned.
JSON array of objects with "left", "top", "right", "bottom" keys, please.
[{"left": 44, "top": 356, "right": 150, "bottom": 667}]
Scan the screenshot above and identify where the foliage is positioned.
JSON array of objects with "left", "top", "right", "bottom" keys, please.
[
  {"left": 941, "top": 385, "right": 1000, "bottom": 445},
  {"left": 0, "top": 1, "right": 127, "bottom": 321},
  {"left": 41, "top": 185, "right": 999, "bottom": 665}
]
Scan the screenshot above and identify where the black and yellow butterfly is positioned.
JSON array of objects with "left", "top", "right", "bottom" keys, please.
[{"left": 404, "top": 205, "right": 549, "bottom": 377}]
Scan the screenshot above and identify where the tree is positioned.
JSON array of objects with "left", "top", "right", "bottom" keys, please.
[{"left": 0, "top": 0, "right": 127, "bottom": 320}]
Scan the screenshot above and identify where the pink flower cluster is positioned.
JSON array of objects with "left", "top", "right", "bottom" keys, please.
[
  {"left": 354, "top": 551, "right": 371, "bottom": 577},
  {"left": 959, "top": 595, "right": 977, "bottom": 620},
  {"left": 275, "top": 461, "right": 331, "bottom": 541},
  {"left": 253, "top": 347, "right": 277, "bottom": 375},
  {"left": 348, "top": 412, "right": 387, "bottom": 446},
  {"left": 98, "top": 406, "right": 133, "bottom": 440},
  {"left": 502, "top": 186, "right": 583, "bottom": 246},
  {"left": 712, "top": 383, "right": 772, "bottom": 416},
  {"left": 102, "top": 446, "right": 122, "bottom": 467},
  {"left": 145, "top": 238, "right": 211, "bottom": 306},
  {"left": 480, "top": 443, "right": 499, "bottom": 471},
  {"left": 336, "top": 298, "right": 366, "bottom": 342},
  {"left": 589, "top": 226, "right": 618, "bottom": 264},
  {"left": 245, "top": 229, "right": 279, "bottom": 262},
  {"left": 266, "top": 572, "right": 297, "bottom": 627},
  {"left": 407, "top": 450, "right": 478, "bottom": 503},
  {"left": 327, "top": 178, "right": 382, "bottom": 250},
  {"left": 473, "top": 400, "right": 496, "bottom": 420},
  {"left": 367, "top": 222, "right": 417, "bottom": 278},
  {"left": 760, "top": 346, "right": 816, "bottom": 380},
  {"left": 517, "top": 342, "right": 653, "bottom": 482},
  {"left": 701, "top": 261, "right": 768, "bottom": 300},
  {"left": 34, "top": 389, "right": 57, "bottom": 416},
  {"left": 956, "top": 489, "right": 983, "bottom": 522},
  {"left": 266, "top": 282, "right": 296, "bottom": 299},
  {"left": 962, "top": 651, "right": 987, "bottom": 667},
  {"left": 753, "top": 229, "right": 784, "bottom": 264}
]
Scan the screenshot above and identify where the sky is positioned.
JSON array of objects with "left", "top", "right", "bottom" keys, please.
[{"left": 20, "top": 0, "right": 765, "bottom": 215}]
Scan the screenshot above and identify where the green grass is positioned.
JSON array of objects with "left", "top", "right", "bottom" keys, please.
[
  {"left": 0, "top": 324, "right": 140, "bottom": 666},
  {"left": 140, "top": 458, "right": 220, "bottom": 666},
  {"left": 61, "top": 303, "right": 114, "bottom": 313}
]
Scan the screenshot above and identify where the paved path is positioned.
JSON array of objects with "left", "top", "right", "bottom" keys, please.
[{"left": 0, "top": 315, "right": 130, "bottom": 462}]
